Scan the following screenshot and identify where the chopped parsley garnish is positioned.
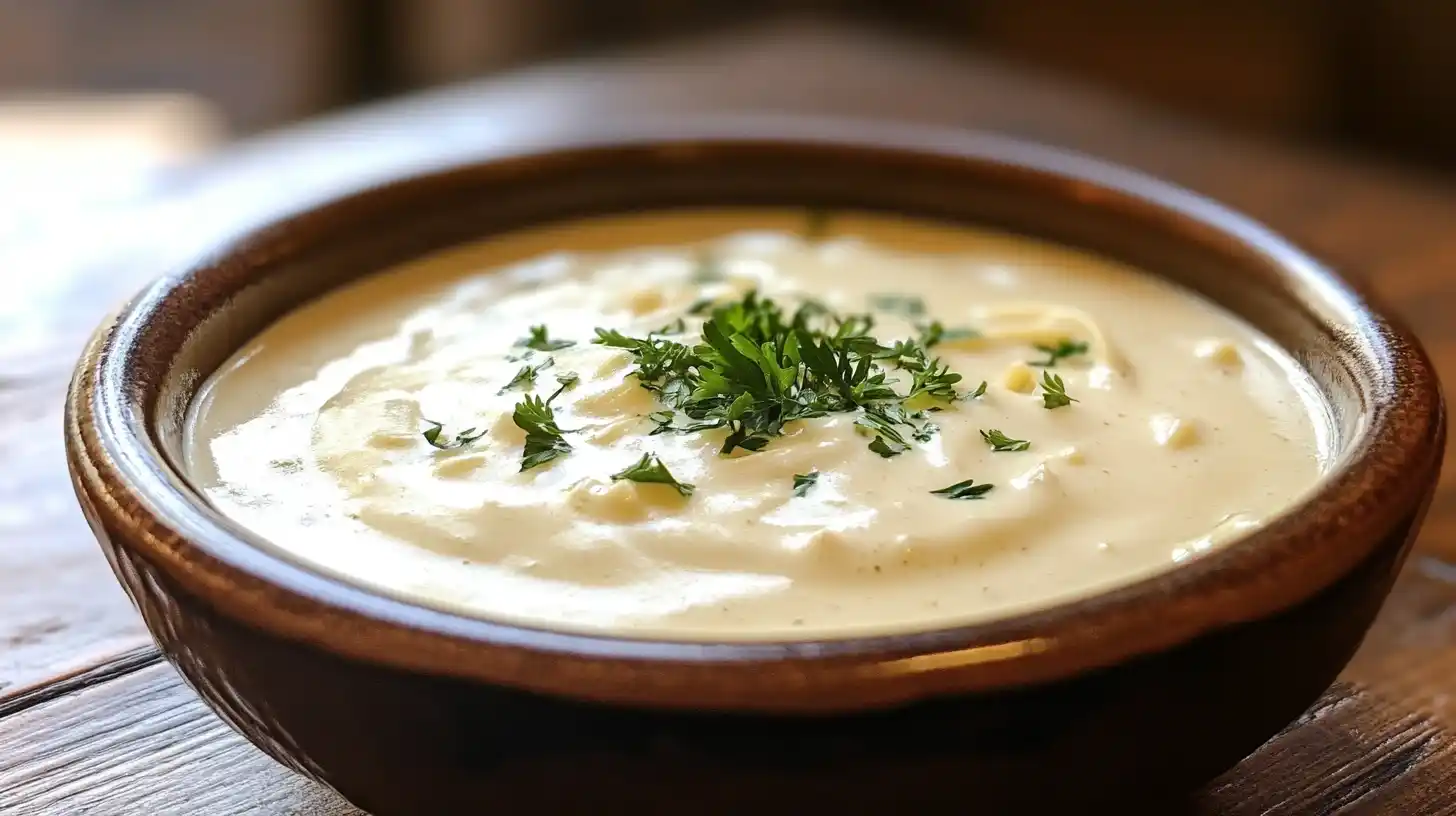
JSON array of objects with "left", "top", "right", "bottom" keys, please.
[
  {"left": 520, "top": 324, "right": 575, "bottom": 352},
  {"left": 512, "top": 394, "right": 572, "bottom": 471},
  {"left": 906, "top": 356, "right": 964, "bottom": 403},
  {"left": 869, "top": 293, "right": 927, "bottom": 318},
  {"left": 867, "top": 436, "right": 910, "bottom": 458},
  {"left": 499, "top": 356, "right": 554, "bottom": 394},
  {"left": 548, "top": 371, "right": 579, "bottom": 403},
  {"left": 466, "top": 286, "right": 1000, "bottom": 481},
  {"left": 912, "top": 418, "right": 940, "bottom": 443},
  {"left": 980, "top": 428, "right": 1030, "bottom": 452},
  {"left": 428, "top": 362, "right": 571, "bottom": 454},
  {"left": 792, "top": 471, "right": 820, "bottom": 497},
  {"left": 611, "top": 452, "right": 695, "bottom": 496},
  {"left": 857, "top": 405, "right": 914, "bottom": 458},
  {"left": 930, "top": 479, "right": 995, "bottom": 500},
  {"left": 594, "top": 290, "right": 955, "bottom": 459},
  {"left": 1040, "top": 372, "right": 1077, "bottom": 409},
  {"left": 421, "top": 419, "right": 485, "bottom": 450},
  {"left": 1029, "top": 339, "right": 1089, "bottom": 368}
]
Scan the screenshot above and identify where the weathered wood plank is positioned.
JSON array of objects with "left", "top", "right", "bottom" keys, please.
[
  {"left": 3, "top": 657, "right": 1454, "bottom": 815},
  {"left": 1196, "top": 688, "right": 1456, "bottom": 815},
  {"left": 0, "top": 662, "right": 358, "bottom": 816},
  {"left": 0, "top": 647, "right": 160, "bottom": 720}
]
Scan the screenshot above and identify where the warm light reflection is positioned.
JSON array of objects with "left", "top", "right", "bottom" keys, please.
[{"left": 873, "top": 638, "right": 1052, "bottom": 675}]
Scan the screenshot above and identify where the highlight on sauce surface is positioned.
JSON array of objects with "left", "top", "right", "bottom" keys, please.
[{"left": 186, "top": 209, "right": 1332, "bottom": 640}]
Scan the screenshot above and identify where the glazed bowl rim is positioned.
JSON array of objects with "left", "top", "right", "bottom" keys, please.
[{"left": 66, "top": 116, "right": 1444, "bottom": 712}]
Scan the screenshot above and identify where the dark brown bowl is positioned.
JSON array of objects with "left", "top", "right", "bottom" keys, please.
[{"left": 66, "top": 119, "right": 1444, "bottom": 814}]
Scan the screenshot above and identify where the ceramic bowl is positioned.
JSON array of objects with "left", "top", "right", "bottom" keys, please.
[{"left": 65, "top": 120, "right": 1444, "bottom": 814}]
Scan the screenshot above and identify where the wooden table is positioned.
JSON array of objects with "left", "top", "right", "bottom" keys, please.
[{"left": 4, "top": 17, "right": 1456, "bottom": 814}]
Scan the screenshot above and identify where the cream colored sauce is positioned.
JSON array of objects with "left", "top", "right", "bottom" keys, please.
[{"left": 186, "top": 210, "right": 1330, "bottom": 640}]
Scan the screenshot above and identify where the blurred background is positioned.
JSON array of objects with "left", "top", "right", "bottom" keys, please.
[
  {"left": 1, "top": 0, "right": 1453, "bottom": 169},
  {"left": 1, "top": 0, "right": 1454, "bottom": 256}
]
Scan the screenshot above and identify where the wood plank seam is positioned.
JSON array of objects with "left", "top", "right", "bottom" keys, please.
[{"left": 0, "top": 646, "right": 162, "bottom": 721}]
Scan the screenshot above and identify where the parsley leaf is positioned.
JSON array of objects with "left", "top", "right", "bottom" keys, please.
[
  {"left": 499, "top": 356, "right": 554, "bottom": 394},
  {"left": 866, "top": 436, "right": 907, "bottom": 457},
  {"left": 857, "top": 405, "right": 913, "bottom": 457},
  {"left": 980, "top": 428, "right": 1030, "bottom": 452},
  {"left": 968, "top": 380, "right": 988, "bottom": 399},
  {"left": 930, "top": 479, "right": 994, "bottom": 500},
  {"left": 1040, "top": 372, "right": 1078, "bottom": 409},
  {"left": 548, "top": 371, "right": 579, "bottom": 403},
  {"left": 882, "top": 340, "right": 963, "bottom": 403},
  {"left": 906, "top": 356, "right": 964, "bottom": 402},
  {"left": 792, "top": 471, "right": 820, "bottom": 497},
  {"left": 1029, "top": 339, "right": 1089, "bottom": 368},
  {"left": 611, "top": 452, "right": 695, "bottom": 496},
  {"left": 421, "top": 419, "right": 485, "bottom": 450},
  {"left": 520, "top": 324, "right": 575, "bottom": 352},
  {"left": 918, "top": 320, "right": 979, "bottom": 348},
  {"left": 512, "top": 395, "right": 572, "bottom": 471}
]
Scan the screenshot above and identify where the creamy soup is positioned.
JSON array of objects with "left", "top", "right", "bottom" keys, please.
[{"left": 187, "top": 210, "right": 1330, "bottom": 640}]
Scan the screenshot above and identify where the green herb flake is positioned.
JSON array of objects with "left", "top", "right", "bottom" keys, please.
[
  {"left": 912, "top": 422, "right": 940, "bottom": 443},
  {"left": 869, "top": 293, "right": 927, "bottom": 318},
  {"left": 499, "top": 356, "right": 555, "bottom": 394},
  {"left": 918, "top": 320, "right": 979, "bottom": 348},
  {"left": 907, "top": 357, "right": 964, "bottom": 402},
  {"left": 1040, "top": 372, "right": 1078, "bottom": 410},
  {"left": 868, "top": 436, "right": 910, "bottom": 457},
  {"left": 856, "top": 405, "right": 914, "bottom": 458},
  {"left": 930, "top": 479, "right": 995, "bottom": 500},
  {"left": 968, "top": 380, "right": 988, "bottom": 399},
  {"left": 512, "top": 395, "right": 572, "bottom": 471},
  {"left": 611, "top": 452, "right": 695, "bottom": 497},
  {"left": 421, "top": 419, "right": 486, "bottom": 450},
  {"left": 520, "top": 324, "right": 576, "bottom": 352},
  {"left": 980, "top": 428, "right": 1030, "bottom": 452},
  {"left": 1029, "top": 339, "right": 1089, "bottom": 368},
  {"left": 791, "top": 471, "right": 820, "bottom": 497},
  {"left": 547, "top": 371, "right": 580, "bottom": 403}
]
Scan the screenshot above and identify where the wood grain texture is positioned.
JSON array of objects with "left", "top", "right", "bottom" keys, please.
[
  {"left": 3, "top": 659, "right": 1455, "bottom": 815},
  {"left": 6, "top": 15, "right": 1456, "bottom": 807},
  {"left": 0, "top": 663, "right": 357, "bottom": 816},
  {"left": 0, "top": 214, "right": 184, "bottom": 697}
]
